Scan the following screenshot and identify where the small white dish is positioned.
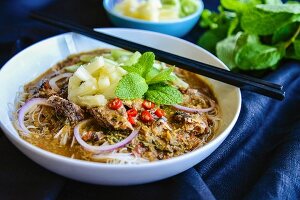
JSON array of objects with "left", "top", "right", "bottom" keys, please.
[{"left": 0, "top": 28, "right": 241, "bottom": 185}]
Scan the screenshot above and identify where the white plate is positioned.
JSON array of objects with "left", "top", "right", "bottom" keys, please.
[{"left": 0, "top": 28, "right": 241, "bottom": 185}]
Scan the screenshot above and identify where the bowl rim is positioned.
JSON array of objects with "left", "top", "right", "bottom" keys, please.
[
  {"left": 0, "top": 28, "right": 241, "bottom": 169},
  {"left": 103, "top": 0, "right": 204, "bottom": 25}
]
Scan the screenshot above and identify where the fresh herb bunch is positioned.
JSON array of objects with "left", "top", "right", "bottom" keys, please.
[
  {"left": 198, "top": 0, "right": 300, "bottom": 71},
  {"left": 116, "top": 52, "right": 183, "bottom": 105}
]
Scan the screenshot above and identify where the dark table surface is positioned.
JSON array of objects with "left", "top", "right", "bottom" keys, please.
[{"left": 1, "top": 0, "right": 300, "bottom": 200}]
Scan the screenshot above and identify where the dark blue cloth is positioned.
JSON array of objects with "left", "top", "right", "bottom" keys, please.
[{"left": 0, "top": 0, "right": 299, "bottom": 199}]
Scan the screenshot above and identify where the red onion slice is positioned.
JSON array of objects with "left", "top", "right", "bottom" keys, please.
[
  {"left": 49, "top": 73, "right": 73, "bottom": 92},
  {"left": 172, "top": 102, "right": 215, "bottom": 113},
  {"left": 18, "top": 98, "right": 53, "bottom": 134},
  {"left": 74, "top": 119, "right": 139, "bottom": 153}
]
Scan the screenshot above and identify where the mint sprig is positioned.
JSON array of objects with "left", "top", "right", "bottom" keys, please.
[
  {"left": 116, "top": 52, "right": 183, "bottom": 104},
  {"left": 146, "top": 67, "right": 174, "bottom": 84},
  {"left": 122, "top": 52, "right": 155, "bottom": 77},
  {"left": 115, "top": 73, "right": 148, "bottom": 99},
  {"left": 145, "top": 84, "right": 183, "bottom": 105}
]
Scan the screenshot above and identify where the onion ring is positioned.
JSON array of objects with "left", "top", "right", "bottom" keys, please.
[
  {"left": 74, "top": 119, "right": 139, "bottom": 153},
  {"left": 18, "top": 98, "right": 53, "bottom": 134},
  {"left": 172, "top": 102, "right": 215, "bottom": 113},
  {"left": 49, "top": 73, "right": 73, "bottom": 92}
]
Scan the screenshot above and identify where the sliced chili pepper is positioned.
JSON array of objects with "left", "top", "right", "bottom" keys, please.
[
  {"left": 127, "top": 108, "right": 138, "bottom": 117},
  {"left": 154, "top": 108, "right": 165, "bottom": 118},
  {"left": 140, "top": 110, "right": 154, "bottom": 122},
  {"left": 128, "top": 116, "right": 136, "bottom": 125},
  {"left": 108, "top": 98, "right": 122, "bottom": 110},
  {"left": 142, "top": 100, "right": 155, "bottom": 110}
]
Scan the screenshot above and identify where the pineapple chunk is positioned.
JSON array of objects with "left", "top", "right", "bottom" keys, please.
[
  {"left": 98, "top": 76, "right": 110, "bottom": 91},
  {"left": 109, "top": 71, "right": 122, "bottom": 83},
  {"left": 72, "top": 79, "right": 98, "bottom": 97},
  {"left": 74, "top": 66, "right": 94, "bottom": 82},
  {"left": 84, "top": 56, "right": 104, "bottom": 74}
]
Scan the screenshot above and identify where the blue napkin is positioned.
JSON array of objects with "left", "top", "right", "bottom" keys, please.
[{"left": 1, "top": 0, "right": 299, "bottom": 199}]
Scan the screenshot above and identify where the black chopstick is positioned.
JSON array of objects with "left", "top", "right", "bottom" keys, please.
[{"left": 29, "top": 11, "right": 285, "bottom": 100}]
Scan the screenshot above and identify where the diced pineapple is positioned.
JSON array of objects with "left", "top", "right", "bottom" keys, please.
[
  {"left": 102, "top": 82, "right": 118, "bottom": 99},
  {"left": 78, "top": 95, "right": 107, "bottom": 108},
  {"left": 72, "top": 79, "right": 98, "bottom": 97},
  {"left": 84, "top": 56, "right": 104, "bottom": 74},
  {"left": 74, "top": 66, "right": 94, "bottom": 82},
  {"left": 159, "top": 6, "right": 179, "bottom": 21},
  {"left": 114, "top": 0, "right": 139, "bottom": 17},
  {"left": 135, "top": 0, "right": 162, "bottom": 22},
  {"left": 98, "top": 76, "right": 110, "bottom": 91},
  {"left": 116, "top": 66, "right": 128, "bottom": 76},
  {"left": 109, "top": 71, "right": 122, "bottom": 83}
]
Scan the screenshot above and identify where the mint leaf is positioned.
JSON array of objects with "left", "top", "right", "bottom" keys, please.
[
  {"left": 227, "top": 17, "right": 239, "bottom": 36},
  {"left": 221, "top": 0, "right": 261, "bottom": 12},
  {"left": 216, "top": 33, "right": 242, "bottom": 69},
  {"left": 115, "top": 73, "right": 148, "bottom": 99},
  {"left": 145, "top": 68, "right": 160, "bottom": 82},
  {"left": 256, "top": 4, "right": 300, "bottom": 14},
  {"left": 136, "top": 52, "right": 155, "bottom": 77},
  {"left": 235, "top": 42, "right": 282, "bottom": 70},
  {"left": 122, "top": 52, "right": 155, "bottom": 77},
  {"left": 241, "top": 8, "right": 294, "bottom": 35},
  {"left": 272, "top": 22, "right": 300, "bottom": 43},
  {"left": 198, "top": 26, "right": 229, "bottom": 54},
  {"left": 146, "top": 67, "right": 174, "bottom": 84},
  {"left": 122, "top": 65, "right": 143, "bottom": 75},
  {"left": 145, "top": 84, "right": 183, "bottom": 105}
]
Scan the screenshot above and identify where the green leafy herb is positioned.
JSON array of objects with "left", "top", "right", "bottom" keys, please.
[
  {"left": 145, "top": 68, "right": 160, "bottom": 82},
  {"left": 241, "top": 8, "right": 294, "bottom": 36},
  {"left": 216, "top": 32, "right": 242, "bottom": 69},
  {"left": 115, "top": 73, "right": 148, "bottom": 99},
  {"left": 198, "top": 0, "right": 300, "bottom": 71},
  {"left": 256, "top": 4, "right": 300, "bottom": 14},
  {"left": 122, "top": 52, "right": 155, "bottom": 76},
  {"left": 116, "top": 52, "right": 183, "bottom": 104},
  {"left": 272, "top": 22, "right": 300, "bottom": 44},
  {"left": 221, "top": 0, "right": 261, "bottom": 12},
  {"left": 235, "top": 42, "right": 283, "bottom": 70},
  {"left": 146, "top": 67, "right": 174, "bottom": 84},
  {"left": 145, "top": 84, "right": 183, "bottom": 105}
]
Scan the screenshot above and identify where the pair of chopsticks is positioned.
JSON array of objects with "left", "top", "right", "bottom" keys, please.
[{"left": 29, "top": 11, "right": 285, "bottom": 100}]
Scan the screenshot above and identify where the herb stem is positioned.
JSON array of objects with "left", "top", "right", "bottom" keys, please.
[{"left": 284, "top": 24, "right": 300, "bottom": 49}]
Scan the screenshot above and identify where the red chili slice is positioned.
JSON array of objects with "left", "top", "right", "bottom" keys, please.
[
  {"left": 128, "top": 116, "right": 136, "bottom": 125},
  {"left": 142, "top": 100, "right": 155, "bottom": 110},
  {"left": 154, "top": 108, "right": 165, "bottom": 118},
  {"left": 127, "top": 108, "right": 138, "bottom": 117},
  {"left": 108, "top": 98, "right": 122, "bottom": 110},
  {"left": 141, "top": 110, "right": 154, "bottom": 122}
]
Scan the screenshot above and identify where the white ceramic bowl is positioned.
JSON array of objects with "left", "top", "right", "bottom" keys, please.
[{"left": 0, "top": 28, "right": 241, "bottom": 185}]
